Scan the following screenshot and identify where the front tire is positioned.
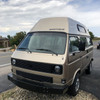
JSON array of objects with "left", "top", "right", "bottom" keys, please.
[{"left": 68, "top": 74, "right": 80, "bottom": 96}]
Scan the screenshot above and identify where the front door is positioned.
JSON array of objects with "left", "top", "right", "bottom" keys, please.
[{"left": 68, "top": 35, "right": 81, "bottom": 81}]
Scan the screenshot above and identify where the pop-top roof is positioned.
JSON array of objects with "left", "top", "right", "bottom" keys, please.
[{"left": 30, "top": 17, "right": 90, "bottom": 36}]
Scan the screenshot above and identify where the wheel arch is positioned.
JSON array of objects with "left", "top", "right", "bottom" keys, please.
[{"left": 71, "top": 68, "right": 81, "bottom": 85}]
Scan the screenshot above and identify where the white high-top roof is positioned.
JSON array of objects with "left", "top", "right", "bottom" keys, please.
[{"left": 30, "top": 17, "right": 90, "bottom": 36}]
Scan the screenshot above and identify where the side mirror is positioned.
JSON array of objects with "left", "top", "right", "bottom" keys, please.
[{"left": 79, "top": 41, "right": 85, "bottom": 51}]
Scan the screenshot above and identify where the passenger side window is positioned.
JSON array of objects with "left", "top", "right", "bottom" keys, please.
[
  {"left": 86, "top": 37, "right": 93, "bottom": 46},
  {"left": 80, "top": 37, "right": 93, "bottom": 48},
  {"left": 69, "top": 36, "right": 79, "bottom": 53}
]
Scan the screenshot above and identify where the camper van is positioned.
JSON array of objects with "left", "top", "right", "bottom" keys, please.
[{"left": 8, "top": 17, "right": 93, "bottom": 96}]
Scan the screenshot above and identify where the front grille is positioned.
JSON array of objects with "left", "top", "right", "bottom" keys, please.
[
  {"left": 16, "top": 70, "right": 53, "bottom": 83},
  {"left": 11, "top": 58, "right": 62, "bottom": 74}
]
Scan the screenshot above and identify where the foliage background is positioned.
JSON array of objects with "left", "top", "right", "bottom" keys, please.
[{"left": 7, "top": 31, "right": 26, "bottom": 46}]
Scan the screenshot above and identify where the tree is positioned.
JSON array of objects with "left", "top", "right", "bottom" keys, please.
[
  {"left": 7, "top": 35, "right": 11, "bottom": 40},
  {"left": 9, "top": 31, "right": 26, "bottom": 46},
  {"left": 89, "top": 31, "right": 94, "bottom": 39}
]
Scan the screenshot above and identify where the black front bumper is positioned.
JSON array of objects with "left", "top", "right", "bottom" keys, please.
[{"left": 8, "top": 73, "right": 68, "bottom": 94}]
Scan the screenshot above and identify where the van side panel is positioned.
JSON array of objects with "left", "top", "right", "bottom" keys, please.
[
  {"left": 67, "top": 52, "right": 81, "bottom": 84},
  {"left": 67, "top": 35, "right": 93, "bottom": 85},
  {"left": 81, "top": 47, "right": 93, "bottom": 71},
  {"left": 67, "top": 35, "right": 82, "bottom": 84}
]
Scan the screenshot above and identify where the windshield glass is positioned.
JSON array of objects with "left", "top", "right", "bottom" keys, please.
[{"left": 18, "top": 32, "right": 67, "bottom": 54}]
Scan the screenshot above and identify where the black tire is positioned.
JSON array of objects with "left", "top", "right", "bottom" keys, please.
[
  {"left": 68, "top": 74, "right": 80, "bottom": 96},
  {"left": 85, "top": 62, "right": 92, "bottom": 74},
  {"left": 97, "top": 46, "right": 99, "bottom": 49}
]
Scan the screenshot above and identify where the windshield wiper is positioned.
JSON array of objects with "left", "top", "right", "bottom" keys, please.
[
  {"left": 36, "top": 48, "right": 58, "bottom": 56},
  {"left": 18, "top": 47, "right": 32, "bottom": 53}
]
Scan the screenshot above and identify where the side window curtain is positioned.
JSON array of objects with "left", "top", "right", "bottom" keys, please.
[{"left": 69, "top": 36, "right": 79, "bottom": 53}]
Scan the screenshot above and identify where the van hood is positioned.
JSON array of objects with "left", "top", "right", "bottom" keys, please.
[{"left": 11, "top": 50, "right": 66, "bottom": 65}]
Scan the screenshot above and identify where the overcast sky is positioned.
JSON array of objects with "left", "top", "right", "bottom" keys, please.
[{"left": 0, "top": 0, "right": 100, "bottom": 37}]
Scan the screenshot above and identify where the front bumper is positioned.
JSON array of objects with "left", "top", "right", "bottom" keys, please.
[{"left": 8, "top": 73, "right": 68, "bottom": 94}]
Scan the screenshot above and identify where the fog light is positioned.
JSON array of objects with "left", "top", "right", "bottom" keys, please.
[{"left": 61, "top": 79, "right": 66, "bottom": 84}]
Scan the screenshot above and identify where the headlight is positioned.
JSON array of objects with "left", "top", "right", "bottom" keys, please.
[
  {"left": 12, "top": 59, "right": 16, "bottom": 65},
  {"left": 55, "top": 66, "right": 61, "bottom": 73}
]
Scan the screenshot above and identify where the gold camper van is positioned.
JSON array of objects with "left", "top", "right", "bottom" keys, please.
[{"left": 8, "top": 17, "right": 93, "bottom": 96}]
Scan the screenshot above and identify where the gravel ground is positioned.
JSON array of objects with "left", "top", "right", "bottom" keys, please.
[{"left": 0, "top": 87, "right": 98, "bottom": 100}]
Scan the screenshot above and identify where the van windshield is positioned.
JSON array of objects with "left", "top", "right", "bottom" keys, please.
[{"left": 17, "top": 32, "right": 67, "bottom": 55}]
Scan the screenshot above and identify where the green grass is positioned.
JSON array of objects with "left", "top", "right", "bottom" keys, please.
[{"left": 93, "top": 37, "right": 100, "bottom": 41}]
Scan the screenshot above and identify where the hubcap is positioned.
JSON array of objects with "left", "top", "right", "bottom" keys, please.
[{"left": 75, "top": 78, "right": 80, "bottom": 92}]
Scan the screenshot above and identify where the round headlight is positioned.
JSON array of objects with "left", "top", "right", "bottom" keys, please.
[
  {"left": 12, "top": 59, "right": 16, "bottom": 65},
  {"left": 55, "top": 66, "right": 60, "bottom": 73}
]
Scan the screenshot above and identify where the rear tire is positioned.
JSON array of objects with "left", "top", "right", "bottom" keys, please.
[
  {"left": 85, "top": 62, "right": 92, "bottom": 74},
  {"left": 68, "top": 74, "right": 80, "bottom": 96},
  {"left": 97, "top": 46, "right": 99, "bottom": 49}
]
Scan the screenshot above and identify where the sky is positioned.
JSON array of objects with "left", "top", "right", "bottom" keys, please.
[{"left": 0, "top": 0, "right": 100, "bottom": 37}]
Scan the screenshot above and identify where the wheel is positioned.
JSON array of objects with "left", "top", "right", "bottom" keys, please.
[
  {"left": 68, "top": 74, "right": 80, "bottom": 96},
  {"left": 85, "top": 62, "right": 92, "bottom": 74},
  {"left": 97, "top": 46, "right": 99, "bottom": 49}
]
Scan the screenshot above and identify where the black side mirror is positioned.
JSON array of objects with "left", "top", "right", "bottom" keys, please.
[{"left": 79, "top": 41, "right": 85, "bottom": 51}]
